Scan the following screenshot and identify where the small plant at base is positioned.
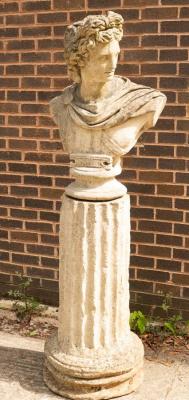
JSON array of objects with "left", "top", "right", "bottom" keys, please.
[
  {"left": 130, "top": 310, "right": 149, "bottom": 334},
  {"left": 161, "top": 292, "right": 172, "bottom": 316},
  {"left": 8, "top": 274, "right": 41, "bottom": 321},
  {"left": 164, "top": 314, "right": 183, "bottom": 336}
]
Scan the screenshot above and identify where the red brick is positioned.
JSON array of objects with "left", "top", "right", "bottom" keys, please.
[
  {"left": 179, "top": 63, "right": 189, "bottom": 76},
  {"left": 172, "top": 274, "right": 189, "bottom": 286},
  {"left": 37, "top": 12, "right": 67, "bottom": 24},
  {"left": 142, "top": 7, "right": 178, "bottom": 19},
  {"left": 132, "top": 231, "right": 154, "bottom": 243},
  {"left": 157, "top": 259, "right": 181, "bottom": 272},
  {"left": 162, "top": 0, "right": 189, "bottom": 4},
  {"left": 157, "top": 185, "right": 184, "bottom": 196},
  {"left": 141, "top": 63, "right": 176, "bottom": 75},
  {"left": 123, "top": 0, "right": 159, "bottom": 5},
  {"left": 156, "top": 234, "right": 182, "bottom": 247},
  {"left": 22, "top": 27, "right": 51, "bottom": 37},
  {"left": 54, "top": 0, "right": 85, "bottom": 9},
  {"left": 24, "top": 175, "right": 52, "bottom": 186},
  {"left": 25, "top": 198, "right": 53, "bottom": 210},
  {"left": 142, "top": 35, "right": 177, "bottom": 47},
  {"left": 158, "top": 158, "right": 185, "bottom": 170},
  {"left": 121, "top": 36, "right": 139, "bottom": 48},
  {"left": 174, "top": 223, "right": 189, "bottom": 236},
  {"left": 130, "top": 280, "right": 153, "bottom": 293},
  {"left": 22, "top": 1, "right": 51, "bottom": 12},
  {"left": 0, "top": 103, "right": 18, "bottom": 113},
  {"left": 139, "top": 171, "right": 173, "bottom": 183},
  {"left": 11, "top": 231, "right": 38, "bottom": 242},
  {"left": 27, "top": 244, "right": 54, "bottom": 256},
  {"left": 0, "top": 127, "right": 19, "bottom": 137},
  {"left": 137, "top": 268, "right": 170, "bottom": 282},
  {"left": 27, "top": 266, "right": 54, "bottom": 279},
  {"left": 180, "top": 35, "right": 189, "bottom": 46},
  {"left": 25, "top": 221, "right": 53, "bottom": 233},
  {"left": 0, "top": 2, "right": 19, "bottom": 13},
  {"left": 21, "top": 104, "right": 49, "bottom": 114},
  {"left": 7, "top": 40, "right": 35, "bottom": 51},
  {"left": 10, "top": 185, "right": 38, "bottom": 197},
  {"left": 21, "top": 52, "right": 51, "bottom": 63},
  {"left": 131, "top": 207, "right": 154, "bottom": 219},
  {"left": 127, "top": 183, "right": 155, "bottom": 194},
  {"left": 160, "top": 50, "right": 188, "bottom": 61},
  {"left": 22, "top": 77, "right": 51, "bottom": 89},
  {"left": 139, "top": 196, "right": 172, "bottom": 208},
  {"left": 178, "top": 92, "right": 189, "bottom": 104},
  {"left": 37, "top": 65, "right": 67, "bottom": 75},
  {"left": 158, "top": 132, "right": 186, "bottom": 144},
  {"left": 41, "top": 257, "right": 59, "bottom": 269},
  {"left": 9, "top": 139, "right": 37, "bottom": 151},
  {"left": 38, "top": 39, "right": 64, "bottom": 50},
  {"left": 161, "top": 21, "right": 189, "bottom": 33},
  {"left": 174, "top": 249, "right": 189, "bottom": 261},
  {"left": 7, "top": 91, "right": 36, "bottom": 101},
  {"left": 139, "top": 145, "right": 174, "bottom": 157},
  {"left": 131, "top": 255, "right": 154, "bottom": 269},
  {"left": 41, "top": 234, "right": 59, "bottom": 245},
  {"left": 0, "top": 28, "right": 19, "bottom": 38},
  {"left": 160, "top": 77, "right": 188, "bottom": 89},
  {"left": 6, "top": 14, "right": 34, "bottom": 25},
  {"left": 88, "top": 0, "right": 120, "bottom": 8},
  {"left": 116, "top": 9, "right": 139, "bottom": 20},
  {"left": 0, "top": 175, "right": 21, "bottom": 184},
  {"left": 0, "top": 53, "right": 19, "bottom": 63},
  {"left": 175, "top": 198, "right": 189, "bottom": 210},
  {"left": 0, "top": 78, "right": 19, "bottom": 88},
  {"left": 12, "top": 253, "right": 39, "bottom": 266},
  {"left": 25, "top": 152, "right": 53, "bottom": 163},
  {"left": 11, "top": 208, "right": 37, "bottom": 220},
  {"left": 138, "top": 220, "right": 172, "bottom": 233},
  {"left": 156, "top": 209, "right": 183, "bottom": 221},
  {"left": 8, "top": 116, "right": 36, "bottom": 126},
  {"left": 125, "top": 22, "right": 158, "bottom": 34},
  {"left": 124, "top": 50, "right": 158, "bottom": 62}
]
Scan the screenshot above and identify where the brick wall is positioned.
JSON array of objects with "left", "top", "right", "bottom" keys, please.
[{"left": 0, "top": 0, "right": 189, "bottom": 316}]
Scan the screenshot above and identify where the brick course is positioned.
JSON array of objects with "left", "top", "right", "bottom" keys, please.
[{"left": 0, "top": 0, "right": 189, "bottom": 317}]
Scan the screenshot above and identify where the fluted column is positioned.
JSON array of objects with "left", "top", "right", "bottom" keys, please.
[
  {"left": 59, "top": 195, "right": 130, "bottom": 353},
  {"left": 44, "top": 193, "right": 144, "bottom": 399}
]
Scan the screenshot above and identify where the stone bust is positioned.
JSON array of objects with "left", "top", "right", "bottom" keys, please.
[{"left": 50, "top": 11, "right": 167, "bottom": 200}]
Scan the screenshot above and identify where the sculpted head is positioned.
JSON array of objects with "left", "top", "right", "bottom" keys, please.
[{"left": 64, "top": 11, "right": 123, "bottom": 83}]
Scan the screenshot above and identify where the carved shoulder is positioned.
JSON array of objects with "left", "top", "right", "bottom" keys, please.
[{"left": 49, "top": 84, "right": 75, "bottom": 125}]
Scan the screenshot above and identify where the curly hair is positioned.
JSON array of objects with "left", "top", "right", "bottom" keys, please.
[{"left": 64, "top": 11, "right": 124, "bottom": 83}]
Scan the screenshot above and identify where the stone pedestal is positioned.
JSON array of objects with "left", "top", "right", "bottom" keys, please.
[
  {"left": 43, "top": 10, "right": 167, "bottom": 398},
  {"left": 44, "top": 194, "right": 144, "bottom": 399}
]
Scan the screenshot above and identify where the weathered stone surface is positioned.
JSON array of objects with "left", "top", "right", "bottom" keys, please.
[
  {"left": 44, "top": 10, "right": 166, "bottom": 399},
  {"left": 44, "top": 195, "right": 144, "bottom": 399},
  {"left": 0, "top": 333, "right": 189, "bottom": 400}
]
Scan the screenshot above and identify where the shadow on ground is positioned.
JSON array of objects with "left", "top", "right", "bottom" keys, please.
[
  {"left": 0, "top": 338, "right": 189, "bottom": 400},
  {"left": 0, "top": 345, "right": 58, "bottom": 396}
]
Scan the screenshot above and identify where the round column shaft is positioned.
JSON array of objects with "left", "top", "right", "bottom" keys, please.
[{"left": 44, "top": 194, "right": 144, "bottom": 399}]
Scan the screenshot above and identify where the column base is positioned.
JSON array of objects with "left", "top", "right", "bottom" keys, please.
[{"left": 44, "top": 331, "right": 144, "bottom": 400}]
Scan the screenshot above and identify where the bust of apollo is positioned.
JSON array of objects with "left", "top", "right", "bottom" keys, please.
[{"left": 50, "top": 11, "right": 166, "bottom": 199}]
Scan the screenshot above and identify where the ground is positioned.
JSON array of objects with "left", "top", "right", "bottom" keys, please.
[{"left": 0, "top": 304, "right": 189, "bottom": 399}]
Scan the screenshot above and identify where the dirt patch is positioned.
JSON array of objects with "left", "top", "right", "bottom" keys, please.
[
  {"left": 0, "top": 307, "right": 188, "bottom": 359},
  {"left": 0, "top": 308, "right": 58, "bottom": 339}
]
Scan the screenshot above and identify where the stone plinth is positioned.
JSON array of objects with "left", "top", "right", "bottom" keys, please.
[{"left": 44, "top": 194, "right": 144, "bottom": 399}]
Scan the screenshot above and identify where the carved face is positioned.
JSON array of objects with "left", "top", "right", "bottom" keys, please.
[{"left": 80, "top": 39, "right": 120, "bottom": 83}]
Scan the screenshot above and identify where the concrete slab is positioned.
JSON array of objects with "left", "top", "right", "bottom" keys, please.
[{"left": 0, "top": 332, "right": 188, "bottom": 400}]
